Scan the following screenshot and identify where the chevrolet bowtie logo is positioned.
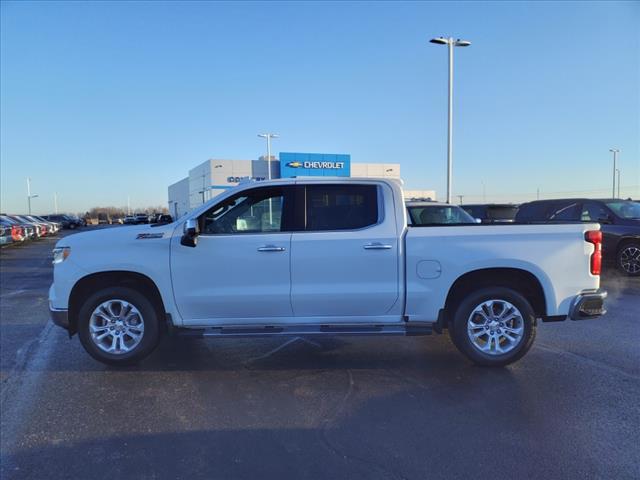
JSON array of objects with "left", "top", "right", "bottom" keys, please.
[{"left": 287, "top": 162, "right": 303, "bottom": 168}]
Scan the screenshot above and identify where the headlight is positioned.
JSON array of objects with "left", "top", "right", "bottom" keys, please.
[{"left": 52, "top": 247, "right": 71, "bottom": 264}]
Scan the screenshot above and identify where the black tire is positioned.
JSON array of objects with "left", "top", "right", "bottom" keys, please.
[
  {"left": 616, "top": 242, "right": 640, "bottom": 277},
  {"left": 69, "top": 223, "right": 76, "bottom": 230},
  {"left": 78, "top": 286, "right": 162, "bottom": 366},
  {"left": 449, "top": 287, "right": 536, "bottom": 367}
]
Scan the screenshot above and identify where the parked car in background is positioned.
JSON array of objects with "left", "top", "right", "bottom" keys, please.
[
  {"left": 123, "top": 215, "right": 137, "bottom": 225},
  {"left": 406, "top": 201, "right": 477, "bottom": 226},
  {"left": 97, "top": 213, "right": 112, "bottom": 225},
  {"left": 29, "top": 215, "right": 60, "bottom": 234},
  {"left": 1, "top": 215, "right": 32, "bottom": 241},
  {"left": 152, "top": 214, "right": 173, "bottom": 224},
  {"left": 134, "top": 213, "right": 149, "bottom": 224},
  {"left": 462, "top": 204, "right": 519, "bottom": 224},
  {"left": 42, "top": 214, "right": 71, "bottom": 229},
  {"left": 8, "top": 215, "right": 42, "bottom": 238},
  {"left": 0, "top": 224, "right": 13, "bottom": 246},
  {"left": 43, "top": 214, "right": 83, "bottom": 229},
  {"left": 15, "top": 215, "right": 49, "bottom": 237},
  {"left": 516, "top": 199, "right": 640, "bottom": 276}
]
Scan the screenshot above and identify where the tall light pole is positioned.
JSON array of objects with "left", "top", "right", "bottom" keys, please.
[
  {"left": 609, "top": 148, "right": 619, "bottom": 198},
  {"left": 54, "top": 192, "right": 59, "bottom": 214},
  {"left": 616, "top": 168, "right": 620, "bottom": 198},
  {"left": 26, "top": 177, "right": 39, "bottom": 215},
  {"left": 430, "top": 36, "right": 471, "bottom": 204},
  {"left": 258, "top": 133, "right": 279, "bottom": 226},
  {"left": 258, "top": 133, "right": 279, "bottom": 180}
]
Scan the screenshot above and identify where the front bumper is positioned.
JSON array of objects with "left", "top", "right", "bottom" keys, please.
[
  {"left": 49, "top": 302, "right": 70, "bottom": 330},
  {"left": 569, "top": 289, "right": 607, "bottom": 320}
]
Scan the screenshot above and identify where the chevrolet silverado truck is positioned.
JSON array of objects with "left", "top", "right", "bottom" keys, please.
[{"left": 49, "top": 178, "right": 606, "bottom": 367}]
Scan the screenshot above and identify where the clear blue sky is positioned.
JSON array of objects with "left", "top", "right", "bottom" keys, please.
[{"left": 1, "top": 1, "right": 638, "bottom": 214}]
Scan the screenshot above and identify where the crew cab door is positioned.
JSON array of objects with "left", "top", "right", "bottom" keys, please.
[
  {"left": 290, "top": 183, "right": 401, "bottom": 321},
  {"left": 171, "top": 185, "right": 295, "bottom": 325}
]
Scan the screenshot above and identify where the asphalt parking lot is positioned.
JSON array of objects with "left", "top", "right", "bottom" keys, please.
[{"left": 1, "top": 229, "right": 639, "bottom": 480}]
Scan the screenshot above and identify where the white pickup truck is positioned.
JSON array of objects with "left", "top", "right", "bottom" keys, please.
[{"left": 49, "top": 178, "right": 606, "bottom": 367}]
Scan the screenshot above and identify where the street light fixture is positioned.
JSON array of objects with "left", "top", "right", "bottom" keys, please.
[
  {"left": 26, "top": 177, "right": 39, "bottom": 215},
  {"left": 609, "top": 148, "right": 620, "bottom": 198},
  {"left": 429, "top": 36, "right": 471, "bottom": 204},
  {"left": 257, "top": 133, "right": 279, "bottom": 180}
]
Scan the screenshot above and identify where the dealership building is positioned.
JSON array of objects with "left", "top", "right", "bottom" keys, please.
[{"left": 168, "top": 152, "right": 435, "bottom": 218}]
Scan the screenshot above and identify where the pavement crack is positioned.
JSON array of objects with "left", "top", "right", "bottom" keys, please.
[{"left": 317, "top": 370, "right": 408, "bottom": 480}]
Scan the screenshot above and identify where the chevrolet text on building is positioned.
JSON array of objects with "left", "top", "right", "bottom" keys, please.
[
  {"left": 50, "top": 177, "right": 606, "bottom": 367},
  {"left": 287, "top": 161, "right": 345, "bottom": 169}
]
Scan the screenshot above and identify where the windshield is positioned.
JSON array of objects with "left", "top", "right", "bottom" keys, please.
[
  {"left": 408, "top": 205, "right": 476, "bottom": 225},
  {"left": 605, "top": 201, "right": 640, "bottom": 219}
]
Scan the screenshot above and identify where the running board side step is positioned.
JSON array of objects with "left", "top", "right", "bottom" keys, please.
[{"left": 175, "top": 323, "right": 434, "bottom": 338}]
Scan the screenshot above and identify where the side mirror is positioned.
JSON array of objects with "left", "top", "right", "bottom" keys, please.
[
  {"left": 475, "top": 218, "right": 482, "bottom": 224},
  {"left": 180, "top": 218, "right": 199, "bottom": 247}
]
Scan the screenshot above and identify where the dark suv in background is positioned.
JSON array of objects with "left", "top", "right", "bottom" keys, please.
[
  {"left": 462, "top": 204, "right": 519, "bottom": 223},
  {"left": 515, "top": 199, "right": 640, "bottom": 276},
  {"left": 42, "top": 214, "right": 83, "bottom": 229}
]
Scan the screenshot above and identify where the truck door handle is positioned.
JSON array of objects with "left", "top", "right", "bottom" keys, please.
[
  {"left": 363, "top": 243, "right": 392, "bottom": 250},
  {"left": 257, "top": 245, "right": 286, "bottom": 252}
]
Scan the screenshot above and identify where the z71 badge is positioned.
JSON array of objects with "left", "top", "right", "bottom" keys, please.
[{"left": 136, "top": 233, "right": 165, "bottom": 239}]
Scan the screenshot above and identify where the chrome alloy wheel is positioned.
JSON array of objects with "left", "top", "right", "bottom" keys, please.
[
  {"left": 620, "top": 246, "right": 640, "bottom": 274},
  {"left": 467, "top": 300, "right": 524, "bottom": 356},
  {"left": 89, "top": 299, "right": 145, "bottom": 354}
]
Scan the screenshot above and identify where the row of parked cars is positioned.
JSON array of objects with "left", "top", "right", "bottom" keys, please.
[
  {"left": 0, "top": 213, "right": 87, "bottom": 247},
  {"left": 405, "top": 198, "right": 640, "bottom": 276},
  {"left": 0, "top": 214, "right": 61, "bottom": 246},
  {"left": 123, "top": 213, "right": 173, "bottom": 225}
]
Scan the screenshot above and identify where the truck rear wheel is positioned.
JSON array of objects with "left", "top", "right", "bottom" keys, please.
[
  {"left": 449, "top": 287, "right": 536, "bottom": 367},
  {"left": 77, "top": 286, "right": 161, "bottom": 366}
]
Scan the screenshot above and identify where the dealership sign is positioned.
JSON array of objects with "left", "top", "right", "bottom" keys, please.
[{"left": 280, "top": 152, "right": 351, "bottom": 178}]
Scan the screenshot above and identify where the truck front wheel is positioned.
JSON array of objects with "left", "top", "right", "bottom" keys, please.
[
  {"left": 449, "top": 287, "right": 536, "bottom": 367},
  {"left": 77, "top": 286, "right": 161, "bottom": 366}
]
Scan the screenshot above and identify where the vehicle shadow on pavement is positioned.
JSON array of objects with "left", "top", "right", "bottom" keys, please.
[{"left": 46, "top": 330, "right": 474, "bottom": 374}]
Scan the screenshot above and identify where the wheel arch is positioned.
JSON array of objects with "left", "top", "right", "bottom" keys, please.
[
  {"left": 443, "top": 268, "right": 547, "bottom": 326},
  {"left": 68, "top": 271, "right": 167, "bottom": 336}
]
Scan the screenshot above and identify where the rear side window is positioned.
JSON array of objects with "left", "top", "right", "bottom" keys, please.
[
  {"left": 548, "top": 203, "right": 581, "bottom": 221},
  {"left": 516, "top": 202, "right": 579, "bottom": 222},
  {"left": 581, "top": 202, "right": 610, "bottom": 222},
  {"left": 305, "top": 184, "right": 378, "bottom": 231},
  {"left": 487, "top": 206, "right": 518, "bottom": 221}
]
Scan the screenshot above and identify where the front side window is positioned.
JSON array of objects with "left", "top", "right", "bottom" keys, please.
[
  {"left": 200, "top": 187, "right": 286, "bottom": 234},
  {"left": 305, "top": 184, "right": 378, "bottom": 231}
]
